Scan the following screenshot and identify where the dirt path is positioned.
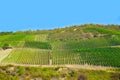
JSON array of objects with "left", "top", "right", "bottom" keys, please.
[
  {"left": 0, "top": 49, "right": 12, "bottom": 63},
  {"left": 1, "top": 63, "right": 115, "bottom": 70}
]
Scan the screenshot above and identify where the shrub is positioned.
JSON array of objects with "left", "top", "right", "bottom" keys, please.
[{"left": 2, "top": 43, "right": 12, "bottom": 50}]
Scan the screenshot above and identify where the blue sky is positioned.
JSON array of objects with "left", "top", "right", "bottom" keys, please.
[{"left": 0, "top": 0, "right": 120, "bottom": 31}]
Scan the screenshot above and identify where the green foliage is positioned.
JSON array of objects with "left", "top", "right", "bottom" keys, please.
[
  {"left": 51, "top": 36, "right": 120, "bottom": 67},
  {"left": 2, "top": 43, "right": 12, "bottom": 50},
  {"left": 1, "top": 24, "right": 120, "bottom": 80},
  {"left": 2, "top": 48, "right": 51, "bottom": 65},
  {"left": 0, "top": 66, "right": 119, "bottom": 80},
  {"left": 84, "top": 27, "right": 120, "bottom": 35},
  {"left": 0, "top": 32, "right": 13, "bottom": 35},
  {"left": 0, "top": 72, "right": 10, "bottom": 80},
  {"left": 24, "top": 41, "right": 51, "bottom": 49},
  {"left": 76, "top": 47, "right": 120, "bottom": 67},
  {"left": 10, "top": 76, "right": 19, "bottom": 80},
  {"left": 0, "top": 34, "right": 36, "bottom": 47},
  {"left": 17, "top": 66, "right": 24, "bottom": 75},
  {"left": 35, "top": 34, "right": 48, "bottom": 42},
  {"left": 110, "top": 73, "right": 120, "bottom": 80}
]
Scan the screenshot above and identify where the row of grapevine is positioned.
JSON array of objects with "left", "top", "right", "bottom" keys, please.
[
  {"left": 51, "top": 35, "right": 120, "bottom": 50},
  {"left": 35, "top": 34, "right": 48, "bottom": 42},
  {"left": 0, "top": 34, "right": 36, "bottom": 47},
  {"left": 2, "top": 48, "right": 51, "bottom": 65},
  {"left": 2, "top": 47, "right": 120, "bottom": 67},
  {"left": 52, "top": 47, "right": 120, "bottom": 67},
  {"left": 23, "top": 41, "right": 51, "bottom": 49},
  {"left": 51, "top": 37, "right": 120, "bottom": 67},
  {"left": 1, "top": 33, "right": 120, "bottom": 67},
  {"left": 1, "top": 33, "right": 51, "bottom": 65}
]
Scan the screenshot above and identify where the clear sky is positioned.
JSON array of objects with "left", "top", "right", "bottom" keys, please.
[{"left": 0, "top": 0, "right": 120, "bottom": 32}]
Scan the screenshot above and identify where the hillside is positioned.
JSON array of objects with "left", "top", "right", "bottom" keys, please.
[
  {"left": 0, "top": 24, "right": 120, "bottom": 80},
  {"left": 0, "top": 24, "right": 120, "bottom": 68}
]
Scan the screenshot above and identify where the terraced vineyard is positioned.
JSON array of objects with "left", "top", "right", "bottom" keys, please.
[
  {"left": 51, "top": 35, "right": 120, "bottom": 67},
  {"left": 0, "top": 25, "right": 120, "bottom": 68},
  {"left": 35, "top": 34, "right": 48, "bottom": 42},
  {"left": 0, "top": 34, "right": 36, "bottom": 47},
  {"left": 0, "top": 33, "right": 52, "bottom": 65},
  {"left": 2, "top": 48, "right": 51, "bottom": 65}
]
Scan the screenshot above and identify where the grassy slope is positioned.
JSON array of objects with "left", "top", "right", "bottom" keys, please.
[
  {"left": 83, "top": 27, "right": 120, "bottom": 35},
  {"left": 0, "top": 65, "right": 120, "bottom": 80}
]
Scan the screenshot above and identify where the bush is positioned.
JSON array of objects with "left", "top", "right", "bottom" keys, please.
[
  {"left": 2, "top": 43, "right": 12, "bottom": 50},
  {"left": 17, "top": 66, "right": 24, "bottom": 75},
  {"left": 78, "top": 75, "right": 87, "bottom": 80}
]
